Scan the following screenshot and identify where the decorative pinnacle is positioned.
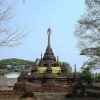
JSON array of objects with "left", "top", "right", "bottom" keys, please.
[
  {"left": 47, "top": 28, "right": 52, "bottom": 48},
  {"left": 74, "top": 64, "right": 77, "bottom": 73}
]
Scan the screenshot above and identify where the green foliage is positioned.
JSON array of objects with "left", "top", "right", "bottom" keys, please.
[
  {"left": 0, "top": 58, "right": 35, "bottom": 73},
  {"left": 0, "top": 58, "right": 34, "bottom": 66},
  {"left": 94, "top": 73, "right": 100, "bottom": 81},
  {"left": 81, "top": 67, "right": 93, "bottom": 82},
  {"left": 97, "top": 73, "right": 100, "bottom": 80}
]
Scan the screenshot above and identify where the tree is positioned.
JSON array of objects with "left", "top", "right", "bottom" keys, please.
[
  {"left": 75, "top": 0, "right": 100, "bottom": 49},
  {"left": 0, "top": 0, "right": 25, "bottom": 47},
  {"left": 75, "top": 0, "right": 100, "bottom": 68},
  {"left": 81, "top": 66, "right": 94, "bottom": 83}
]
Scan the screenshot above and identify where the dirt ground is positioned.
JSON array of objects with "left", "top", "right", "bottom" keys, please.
[
  {"left": 0, "top": 96, "right": 99, "bottom": 100},
  {"left": 1, "top": 97, "right": 100, "bottom": 100},
  {"left": 0, "top": 92, "right": 99, "bottom": 100}
]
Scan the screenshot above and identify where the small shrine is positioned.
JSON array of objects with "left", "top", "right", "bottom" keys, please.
[{"left": 14, "top": 28, "right": 73, "bottom": 95}]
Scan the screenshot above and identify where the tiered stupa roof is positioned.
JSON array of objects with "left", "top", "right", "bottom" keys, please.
[
  {"left": 14, "top": 28, "right": 72, "bottom": 94},
  {"left": 40, "top": 28, "right": 56, "bottom": 67}
]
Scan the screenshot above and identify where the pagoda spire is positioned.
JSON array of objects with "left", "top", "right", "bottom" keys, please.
[
  {"left": 47, "top": 28, "right": 52, "bottom": 48},
  {"left": 41, "top": 28, "right": 56, "bottom": 66}
]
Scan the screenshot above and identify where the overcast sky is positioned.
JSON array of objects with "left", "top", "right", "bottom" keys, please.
[{"left": 0, "top": 0, "right": 87, "bottom": 71}]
